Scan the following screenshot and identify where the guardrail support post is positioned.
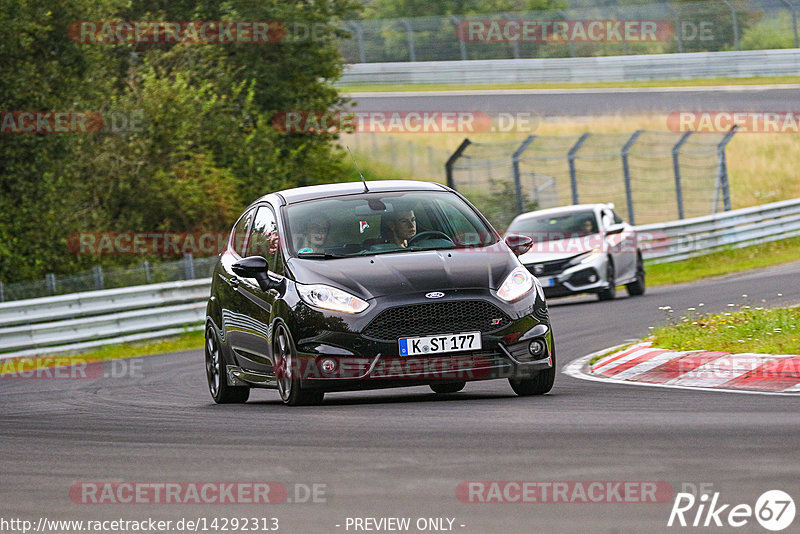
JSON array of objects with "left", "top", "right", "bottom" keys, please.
[
  {"left": 445, "top": 138, "right": 472, "bottom": 189},
  {"left": 184, "top": 254, "right": 195, "bottom": 280},
  {"left": 398, "top": 19, "right": 416, "bottom": 62},
  {"left": 92, "top": 265, "right": 104, "bottom": 290},
  {"left": 46, "top": 273, "right": 57, "bottom": 296},
  {"left": 716, "top": 125, "right": 738, "bottom": 212},
  {"left": 671, "top": 131, "right": 693, "bottom": 219},
  {"left": 567, "top": 133, "right": 591, "bottom": 205},
  {"left": 621, "top": 130, "right": 644, "bottom": 225},
  {"left": 512, "top": 135, "right": 536, "bottom": 214}
]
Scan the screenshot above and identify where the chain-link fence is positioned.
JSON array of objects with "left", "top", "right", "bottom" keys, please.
[
  {"left": 0, "top": 255, "right": 217, "bottom": 303},
  {"left": 340, "top": 0, "right": 800, "bottom": 63},
  {"left": 345, "top": 133, "right": 453, "bottom": 181},
  {"left": 446, "top": 130, "right": 737, "bottom": 230}
]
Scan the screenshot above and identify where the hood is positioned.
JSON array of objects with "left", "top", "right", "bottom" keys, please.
[
  {"left": 286, "top": 244, "right": 518, "bottom": 300},
  {"left": 518, "top": 234, "right": 601, "bottom": 264}
]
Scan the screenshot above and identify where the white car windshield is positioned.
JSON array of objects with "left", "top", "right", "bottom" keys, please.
[
  {"left": 285, "top": 191, "right": 496, "bottom": 257},
  {"left": 508, "top": 210, "right": 598, "bottom": 240}
]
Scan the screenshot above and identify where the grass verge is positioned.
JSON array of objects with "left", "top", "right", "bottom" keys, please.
[
  {"left": 645, "top": 236, "right": 800, "bottom": 287},
  {"left": 650, "top": 306, "right": 800, "bottom": 354},
  {"left": 0, "top": 329, "right": 204, "bottom": 375},
  {"left": 339, "top": 76, "right": 800, "bottom": 93}
]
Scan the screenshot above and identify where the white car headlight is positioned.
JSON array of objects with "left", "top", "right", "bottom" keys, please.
[
  {"left": 497, "top": 266, "right": 535, "bottom": 302},
  {"left": 297, "top": 284, "right": 369, "bottom": 314},
  {"left": 568, "top": 249, "right": 602, "bottom": 266}
]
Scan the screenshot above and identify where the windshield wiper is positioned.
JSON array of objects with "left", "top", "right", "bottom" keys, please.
[{"left": 296, "top": 252, "right": 348, "bottom": 259}]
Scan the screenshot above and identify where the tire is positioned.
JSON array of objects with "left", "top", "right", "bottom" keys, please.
[
  {"left": 509, "top": 342, "right": 556, "bottom": 396},
  {"left": 626, "top": 254, "right": 646, "bottom": 296},
  {"left": 205, "top": 325, "right": 250, "bottom": 404},
  {"left": 274, "top": 324, "right": 324, "bottom": 406},
  {"left": 430, "top": 381, "right": 466, "bottom": 394},
  {"left": 597, "top": 260, "right": 616, "bottom": 301}
]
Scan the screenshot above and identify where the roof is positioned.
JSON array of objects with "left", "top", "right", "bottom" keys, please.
[
  {"left": 261, "top": 180, "right": 449, "bottom": 205},
  {"left": 511, "top": 203, "right": 613, "bottom": 221}
]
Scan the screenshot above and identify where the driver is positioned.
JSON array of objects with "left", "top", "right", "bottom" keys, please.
[{"left": 386, "top": 209, "right": 417, "bottom": 248}]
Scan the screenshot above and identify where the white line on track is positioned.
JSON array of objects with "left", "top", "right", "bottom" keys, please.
[
  {"left": 347, "top": 84, "right": 800, "bottom": 98},
  {"left": 562, "top": 344, "right": 800, "bottom": 397}
]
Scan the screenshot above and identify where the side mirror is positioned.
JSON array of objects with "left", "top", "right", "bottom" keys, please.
[
  {"left": 605, "top": 224, "right": 625, "bottom": 235},
  {"left": 232, "top": 256, "right": 281, "bottom": 292},
  {"left": 504, "top": 234, "right": 534, "bottom": 256}
]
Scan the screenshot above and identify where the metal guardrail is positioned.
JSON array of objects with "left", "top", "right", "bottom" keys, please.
[
  {"left": 638, "top": 197, "right": 800, "bottom": 263},
  {"left": 1, "top": 197, "right": 798, "bottom": 360},
  {"left": 0, "top": 279, "right": 210, "bottom": 360},
  {"left": 338, "top": 49, "right": 800, "bottom": 84}
]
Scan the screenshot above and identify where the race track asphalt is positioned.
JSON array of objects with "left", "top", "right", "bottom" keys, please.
[{"left": 2, "top": 261, "right": 800, "bottom": 533}]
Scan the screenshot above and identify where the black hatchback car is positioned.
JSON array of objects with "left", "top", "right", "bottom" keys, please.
[{"left": 205, "top": 180, "right": 555, "bottom": 405}]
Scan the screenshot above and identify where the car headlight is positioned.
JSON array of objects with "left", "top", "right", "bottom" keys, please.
[
  {"left": 497, "top": 266, "right": 534, "bottom": 302},
  {"left": 568, "top": 249, "right": 602, "bottom": 267},
  {"left": 297, "top": 284, "right": 369, "bottom": 314}
]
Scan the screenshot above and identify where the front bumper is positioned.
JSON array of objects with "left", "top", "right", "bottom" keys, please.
[
  {"left": 258, "top": 289, "right": 553, "bottom": 391},
  {"left": 526, "top": 254, "right": 609, "bottom": 297}
]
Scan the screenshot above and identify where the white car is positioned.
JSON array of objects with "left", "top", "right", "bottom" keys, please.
[{"left": 506, "top": 204, "right": 645, "bottom": 300}]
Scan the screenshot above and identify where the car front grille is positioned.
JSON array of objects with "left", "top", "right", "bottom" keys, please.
[
  {"left": 370, "top": 350, "right": 511, "bottom": 379},
  {"left": 525, "top": 257, "right": 575, "bottom": 276},
  {"left": 362, "top": 300, "right": 511, "bottom": 342}
]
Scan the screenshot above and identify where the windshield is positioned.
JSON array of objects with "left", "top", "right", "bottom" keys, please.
[
  {"left": 507, "top": 210, "right": 598, "bottom": 240},
  {"left": 285, "top": 191, "right": 497, "bottom": 258}
]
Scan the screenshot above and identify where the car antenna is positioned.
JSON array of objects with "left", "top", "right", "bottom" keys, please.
[{"left": 346, "top": 146, "right": 369, "bottom": 192}]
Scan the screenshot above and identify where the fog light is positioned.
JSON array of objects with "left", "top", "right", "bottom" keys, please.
[
  {"left": 589, "top": 274, "right": 597, "bottom": 283},
  {"left": 528, "top": 339, "right": 547, "bottom": 358},
  {"left": 320, "top": 358, "right": 337, "bottom": 374}
]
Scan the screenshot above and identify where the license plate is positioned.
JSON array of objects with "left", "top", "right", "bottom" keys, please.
[
  {"left": 544, "top": 277, "right": 557, "bottom": 287},
  {"left": 398, "top": 332, "right": 481, "bottom": 356}
]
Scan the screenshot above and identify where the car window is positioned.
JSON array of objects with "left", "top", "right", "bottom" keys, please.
[
  {"left": 285, "top": 191, "right": 495, "bottom": 257},
  {"left": 613, "top": 211, "right": 624, "bottom": 224},
  {"left": 245, "top": 206, "right": 280, "bottom": 270},
  {"left": 230, "top": 208, "right": 254, "bottom": 256},
  {"left": 508, "top": 210, "right": 597, "bottom": 239}
]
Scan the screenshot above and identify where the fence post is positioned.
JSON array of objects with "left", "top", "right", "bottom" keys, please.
[
  {"left": 716, "top": 125, "right": 738, "bottom": 212},
  {"left": 671, "top": 131, "right": 693, "bottom": 219},
  {"left": 46, "top": 273, "right": 57, "bottom": 296},
  {"left": 780, "top": 0, "right": 800, "bottom": 48},
  {"left": 669, "top": 6, "right": 684, "bottom": 53},
  {"left": 408, "top": 141, "right": 415, "bottom": 175},
  {"left": 347, "top": 22, "right": 366, "bottom": 63},
  {"left": 450, "top": 16, "right": 468, "bottom": 60},
  {"left": 183, "top": 254, "right": 195, "bottom": 280},
  {"left": 567, "top": 133, "right": 591, "bottom": 205},
  {"left": 512, "top": 136, "right": 536, "bottom": 214},
  {"left": 722, "top": 0, "right": 740, "bottom": 50},
  {"left": 445, "top": 139, "right": 472, "bottom": 188},
  {"left": 621, "top": 130, "right": 644, "bottom": 225},
  {"left": 397, "top": 19, "right": 416, "bottom": 61},
  {"left": 0, "top": 281, "right": 4, "bottom": 303},
  {"left": 142, "top": 260, "right": 153, "bottom": 284},
  {"left": 501, "top": 13, "right": 520, "bottom": 58},
  {"left": 92, "top": 265, "right": 105, "bottom": 290}
]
